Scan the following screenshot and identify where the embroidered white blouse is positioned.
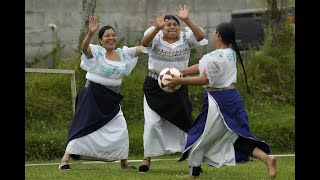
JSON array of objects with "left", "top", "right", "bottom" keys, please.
[
  {"left": 142, "top": 26, "right": 208, "bottom": 74},
  {"left": 199, "top": 48, "right": 237, "bottom": 88},
  {"left": 80, "top": 44, "right": 138, "bottom": 87}
]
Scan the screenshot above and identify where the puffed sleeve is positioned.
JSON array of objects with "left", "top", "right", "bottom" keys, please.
[
  {"left": 118, "top": 46, "right": 138, "bottom": 76},
  {"left": 80, "top": 44, "right": 102, "bottom": 71},
  {"left": 199, "top": 54, "right": 224, "bottom": 86},
  {"left": 141, "top": 26, "right": 163, "bottom": 53},
  {"left": 185, "top": 27, "right": 208, "bottom": 47}
]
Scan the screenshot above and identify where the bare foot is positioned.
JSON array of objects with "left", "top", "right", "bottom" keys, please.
[{"left": 266, "top": 156, "right": 277, "bottom": 178}]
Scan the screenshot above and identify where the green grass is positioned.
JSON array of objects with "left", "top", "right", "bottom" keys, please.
[
  {"left": 25, "top": 65, "right": 295, "bottom": 160},
  {"left": 25, "top": 155, "right": 294, "bottom": 180}
]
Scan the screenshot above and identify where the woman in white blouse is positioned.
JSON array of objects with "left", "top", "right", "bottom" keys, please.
[
  {"left": 138, "top": 5, "right": 208, "bottom": 173},
  {"left": 167, "top": 22, "right": 277, "bottom": 179},
  {"left": 58, "top": 16, "right": 143, "bottom": 170}
]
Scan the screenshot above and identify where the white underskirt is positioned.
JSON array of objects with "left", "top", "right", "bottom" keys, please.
[
  {"left": 188, "top": 93, "right": 239, "bottom": 168},
  {"left": 66, "top": 108, "right": 129, "bottom": 161},
  {"left": 143, "top": 95, "right": 187, "bottom": 157}
]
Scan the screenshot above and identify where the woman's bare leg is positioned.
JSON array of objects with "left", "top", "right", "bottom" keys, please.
[
  {"left": 252, "top": 147, "right": 277, "bottom": 178},
  {"left": 59, "top": 152, "right": 71, "bottom": 170}
]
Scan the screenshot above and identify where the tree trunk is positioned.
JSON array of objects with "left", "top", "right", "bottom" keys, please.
[
  {"left": 78, "top": 0, "right": 97, "bottom": 51},
  {"left": 76, "top": 0, "right": 97, "bottom": 82}
]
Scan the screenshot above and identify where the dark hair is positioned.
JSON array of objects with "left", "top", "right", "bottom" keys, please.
[
  {"left": 216, "top": 22, "right": 235, "bottom": 45},
  {"left": 216, "top": 22, "right": 251, "bottom": 94},
  {"left": 164, "top": 15, "right": 180, "bottom": 26},
  {"left": 98, "top": 25, "right": 116, "bottom": 39}
]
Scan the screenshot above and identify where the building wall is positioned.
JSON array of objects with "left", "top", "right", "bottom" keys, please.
[{"left": 25, "top": 0, "right": 266, "bottom": 66}]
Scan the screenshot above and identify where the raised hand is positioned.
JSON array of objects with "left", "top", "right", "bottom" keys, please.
[
  {"left": 154, "top": 10, "right": 166, "bottom": 29},
  {"left": 147, "top": 19, "right": 154, "bottom": 28},
  {"left": 88, "top": 16, "right": 100, "bottom": 33},
  {"left": 175, "top": 5, "right": 190, "bottom": 21}
]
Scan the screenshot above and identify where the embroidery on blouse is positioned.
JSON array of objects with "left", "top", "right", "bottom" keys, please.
[
  {"left": 227, "top": 50, "right": 236, "bottom": 61},
  {"left": 153, "top": 47, "right": 189, "bottom": 57},
  {"left": 210, "top": 50, "right": 224, "bottom": 59},
  {"left": 98, "top": 65, "right": 126, "bottom": 75},
  {"left": 206, "top": 61, "right": 224, "bottom": 82},
  {"left": 95, "top": 46, "right": 106, "bottom": 58},
  {"left": 117, "top": 48, "right": 126, "bottom": 61}
]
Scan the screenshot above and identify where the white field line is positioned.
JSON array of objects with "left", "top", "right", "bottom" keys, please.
[{"left": 25, "top": 154, "right": 295, "bottom": 167}]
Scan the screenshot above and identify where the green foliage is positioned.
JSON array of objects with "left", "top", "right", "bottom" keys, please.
[
  {"left": 25, "top": 18, "right": 294, "bottom": 161},
  {"left": 236, "top": 19, "right": 295, "bottom": 105},
  {"left": 25, "top": 63, "right": 294, "bottom": 160},
  {"left": 25, "top": 73, "right": 73, "bottom": 123},
  {"left": 121, "top": 67, "right": 146, "bottom": 155},
  {"left": 116, "top": 37, "right": 125, "bottom": 48},
  {"left": 26, "top": 128, "right": 68, "bottom": 160},
  {"left": 246, "top": 103, "right": 295, "bottom": 153},
  {"left": 188, "top": 85, "right": 205, "bottom": 117},
  {"left": 188, "top": 47, "right": 204, "bottom": 66}
]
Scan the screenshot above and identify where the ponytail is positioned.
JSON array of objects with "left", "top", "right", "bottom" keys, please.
[{"left": 232, "top": 40, "right": 251, "bottom": 94}]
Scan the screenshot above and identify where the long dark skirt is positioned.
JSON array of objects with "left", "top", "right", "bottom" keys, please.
[
  {"left": 143, "top": 76, "right": 193, "bottom": 133},
  {"left": 67, "top": 81, "right": 123, "bottom": 144},
  {"left": 180, "top": 89, "right": 271, "bottom": 163}
]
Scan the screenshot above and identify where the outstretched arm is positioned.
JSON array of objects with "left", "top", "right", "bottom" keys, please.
[
  {"left": 175, "top": 5, "right": 205, "bottom": 41},
  {"left": 167, "top": 70, "right": 209, "bottom": 87},
  {"left": 80, "top": 16, "right": 100, "bottom": 59},
  {"left": 134, "top": 46, "right": 143, "bottom": 57},
  {"left": 179, "top": 64, "right": 200, "bottom": 76},
  {"left": 141, "top": 11, "right": 166, "bottom": 47}
]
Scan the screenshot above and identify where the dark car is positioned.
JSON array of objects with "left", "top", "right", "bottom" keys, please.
[
  {"left": 231, "top": 6, "right": 295, "bottom": 51},
  {"left": 230, "top": 8, "right": 266, "bottom": 51}
]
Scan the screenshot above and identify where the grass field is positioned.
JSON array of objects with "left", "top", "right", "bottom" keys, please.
[{"left": 25, "top": 155, "right": 294, "bottom": 180}]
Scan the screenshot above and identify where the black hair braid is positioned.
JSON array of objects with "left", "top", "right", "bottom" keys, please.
[{"left": 232, "top": 40, "right": 251, "bottom": 94}]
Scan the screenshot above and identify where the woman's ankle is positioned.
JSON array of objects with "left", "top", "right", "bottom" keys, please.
[
  {"left": 141, "top": 157, "right": 151, "bottom": 166},
  {"left": 143, "top": 157, "right": 150, "bottom": 161},
  {"left": 60, "top": 159, "right": 69, "bottom": 163},
  {"left": 120, "top": 159, "right": 128, "bottom": 164}
]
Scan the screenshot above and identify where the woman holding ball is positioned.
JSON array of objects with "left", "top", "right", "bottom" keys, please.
[
  {"left": 138, "top": 4, "right": 207, "bottom": 173},
  {"left": 167, "top": 22, "right": 277, "bottom": 179}
]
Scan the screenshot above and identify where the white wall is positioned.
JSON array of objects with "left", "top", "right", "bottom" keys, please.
[{"left": 25, "top": 0, "right": 267, "bottom": 66}]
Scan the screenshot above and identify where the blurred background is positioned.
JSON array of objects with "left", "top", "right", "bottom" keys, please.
[{"left": 26, "top": 0, "right": 295, "bottom": 67}]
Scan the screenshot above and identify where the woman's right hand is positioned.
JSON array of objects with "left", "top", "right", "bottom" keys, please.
[
  {"left": 88, "top": 16, "right": 100, "bottom": 34},
  {"left": 175, "top": 5, "right": 190, "bottom": 21},
  {"left": 147, "top": 19, "right": 154, "bottom": 28},
  {"left": 154, "top": 10, "right": 166, "bottom": 29}
]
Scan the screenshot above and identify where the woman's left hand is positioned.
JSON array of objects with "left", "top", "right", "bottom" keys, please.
[
  {"left": 166, "top": 74, "right": 182, "bottom": 88},
  {"left": 175, "top": 5, "right": 190, "bottom": 21}
]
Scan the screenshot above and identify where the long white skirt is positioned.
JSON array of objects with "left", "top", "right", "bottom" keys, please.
[
  {"left": 143, "top": 95, "right": 187, "bottom": 157},
  {"left": 188, "top": 93, "right": 239, "bottom": 168},
  {"left": 66, "top": 108, "right": 129, "bottom": 161}
]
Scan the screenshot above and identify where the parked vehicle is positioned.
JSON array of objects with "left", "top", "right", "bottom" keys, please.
[
  {"left": 231, "top": 8, "right": 265, "bottom": 51},
  {"left": 231, "top": 6, "right": 295, "bottom": 51}
]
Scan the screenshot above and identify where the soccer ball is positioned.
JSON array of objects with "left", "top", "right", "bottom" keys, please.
[{"left": 158, "top": 67, "right": 182, "bottom": 93}]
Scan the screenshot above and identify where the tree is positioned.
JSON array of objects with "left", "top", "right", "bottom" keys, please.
[
  {"left": 76, "top": 0, "right": 97, "bottom": 82},
  {"left": 264, "top": 0, "right": 294, "bottom": 46},
  {"left": 78, "top": 0, "right": 97, "bottom": 51}
]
